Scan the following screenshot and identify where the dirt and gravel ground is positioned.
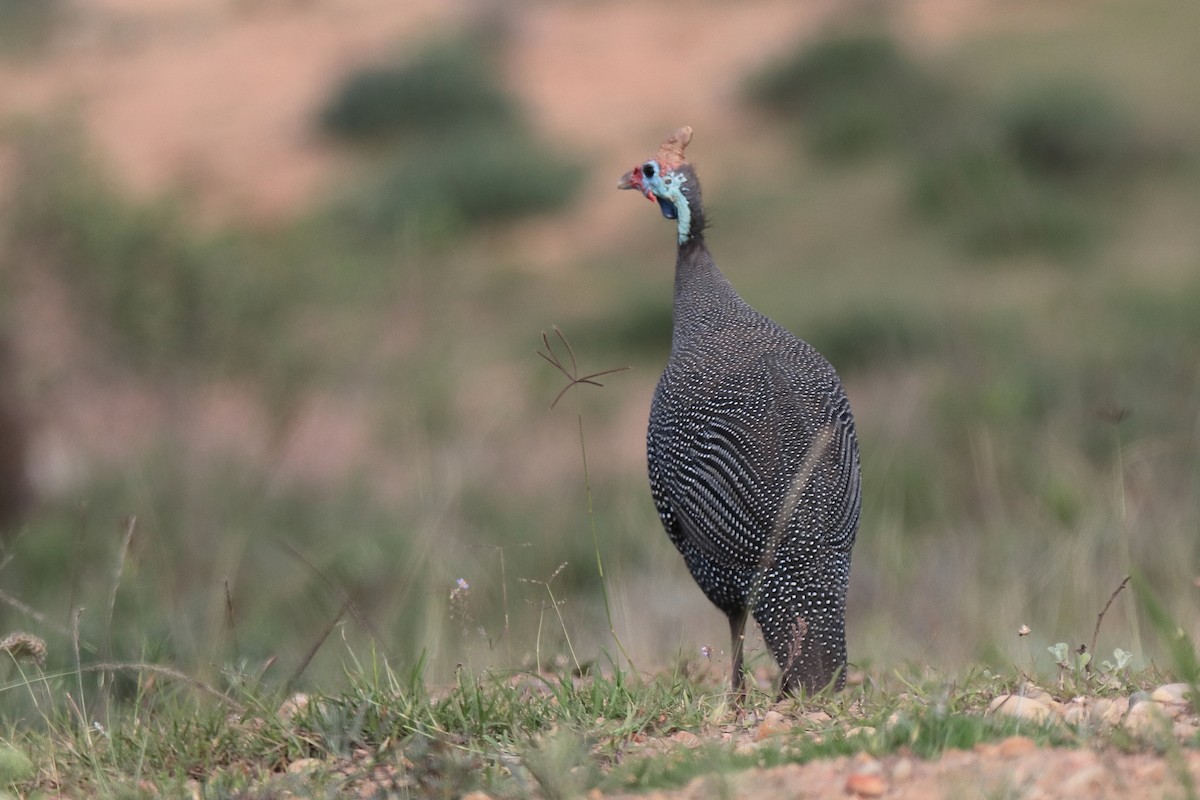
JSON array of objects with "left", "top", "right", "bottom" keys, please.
[
  {"left": 601, "top": 746, "right": 1200, "bottom": 800},
  {"left": 602, "top": 681, "right": 1200, "bottom": 799}
]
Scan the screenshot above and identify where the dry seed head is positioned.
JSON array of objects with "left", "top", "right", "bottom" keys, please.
[{"left": 1, "top": 631, "right": 47, "bottom": 667}]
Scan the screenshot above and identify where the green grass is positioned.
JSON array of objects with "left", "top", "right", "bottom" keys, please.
[{"left": 0, "top": 655, "right": 1182, "bottom": 797}]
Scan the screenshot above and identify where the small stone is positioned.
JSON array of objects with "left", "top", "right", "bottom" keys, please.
[
  {"left": 1174, "top": 719, "right": 1199, "bottom": 740},
  {"left": 1124, "top": 700, "right": 1171, "bottom": 736},
  {"left": 845, "top": 725, "right": 875, "bottom": 740},
  {"left": 734, "top": 741, "right": 759, "bottom": 757},
  {"left": 804, "top": 709, "right": 832, "bottom": 724},
  {"left": 1092, "top": 696, "right": 1128, "bottom": 726},
  {"left": 1062, "top": 699, "right": 1089, "bottom": 727},
  {"left": 987, "top": 694, "right": 1054, "bottom": 724},
  {"left": 1152, "top": 683, "right": 1191, "bottom": 710},
  {"left": 973, "top": 742, "right": 999, "bottom": 757},
  {"left": 1021, "top": 684, "right": 1051, "bottom": 701},
  {"left": 1128, "top": 690, "right": 1153, "bottom": 708},
  {"left": 278, "top": 693, "right": 310, "bottom": 720},
  {"left": 461, "top": 793, "right": 493, "bottom": 800},
  {"left": 998, "top": 735, "right": 1038, "bottom": 757},
  {"left": 891, "top": 757, "right": 913, "bottom": 783},
  {"left": 756, "top": 710, "right": 792, "bottom": 741},
  {"left": 1134, "top": 759, "right": 1166, "bottom": 782},
  {"left": 851, "top": 754, "right": 882, "bottom": 773},
  {"left": 1019, "top": 684, "right": 1063, "bottom": 711},
  {"left": 845, "top": 771, "right": 887, "bottom": 797},
  {"left": 355, "top": 780, "right": 382, "bottom": 798},
  {"left": 671, "top": 730, "right": 701, "bottom": 748},
  {"left": 287, "top": 758, "right": 322, "bottom": 774}
]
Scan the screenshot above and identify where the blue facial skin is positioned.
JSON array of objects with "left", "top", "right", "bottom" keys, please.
[{"left": 641, "top": 161, "right": 692, "bottom": 243}]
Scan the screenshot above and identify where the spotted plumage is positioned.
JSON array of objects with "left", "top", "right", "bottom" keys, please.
[{"left": 620, "top": 127, "right": 861, "bottom": 697}]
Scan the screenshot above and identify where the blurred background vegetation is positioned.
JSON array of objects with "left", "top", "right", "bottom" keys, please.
[{"left": 0, "top": 0, "right": 1196, "bottom": 708}]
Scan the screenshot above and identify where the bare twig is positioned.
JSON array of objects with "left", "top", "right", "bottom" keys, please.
[
  {"left": 224, "top": 580, "right": 240, "bottom": 662},
  {"left": 1087, "top": 574, "right": 1132, "bottom": 673},
  {"left": 521, "top": 563, "right": 580, "bottom": 675},
  {"left": 537, "top": 327, "right": 637, "bottom": 674},
  {"left": 79, "top": 662, "right": 246, "bottom": 714},
  {"left": 105, "top": 516, "right": 137, "bottom": 659},
  {"left": 466, "top": 542, "right": 532, "bottom": 662},
  {"left": 275, "top": 539, "right": 380, "bottom": 640},
  {"left": 284, "top": 590, "right": 360, "bottom": 696},
  {"left": 71, "top": 607, "right": 88, "bottom": 742},
  {"left": 0, "top": 588, "right": 70, "bottom": 637},
  {"left": 537, "top": 327, "right": 630, "bottom": 409}
]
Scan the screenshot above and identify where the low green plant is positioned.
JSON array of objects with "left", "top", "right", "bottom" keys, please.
[
  {"left": 3, "top": 125, "right": 310, "bottom": 376},
  {"left": 911, "top": 81, "right": 1140, "bottom": 258},
  {"left": 747, "top": 30, "right": 1152, "bottom": 259},
  {"left": 0, "top": 0, "right": 60, "bottom": 57},
  {"left": 746, "top": 32, "right": 951, "bottom": 158},
  {"left": 338, "top": 131, "right": 581, "bottom": 242},
  {"left": 998, "top": 84, "right": 1137, "bottom": 182},
  {"left": 319, "top": 33, "right": 516, "bottom": 142},
  {"left": 910, "top": 139, "right": 1095, "bottom": 257}
]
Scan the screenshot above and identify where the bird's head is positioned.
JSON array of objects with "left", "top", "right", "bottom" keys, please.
[{"left": 619, "top": 126, "right": 702, "bottom": 244}]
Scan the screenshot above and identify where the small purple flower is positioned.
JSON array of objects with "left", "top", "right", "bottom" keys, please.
[
  {"left": 700, "top": 645, "right": 712, "bottom": 660},
  {"left": 456, "top": 578, "right": 470, "bottom": 591}
]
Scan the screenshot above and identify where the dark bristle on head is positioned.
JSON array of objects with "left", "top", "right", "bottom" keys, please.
[{"left": 637, "top": 127, "right": 861, "bottom": 698}]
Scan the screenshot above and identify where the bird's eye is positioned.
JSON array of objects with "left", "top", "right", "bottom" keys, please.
[{"left": 642, "top": 162, "right": 656, "bottom": 179}]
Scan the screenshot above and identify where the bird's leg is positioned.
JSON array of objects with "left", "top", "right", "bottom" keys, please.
[{"left": 728, "top": 607, "right": 749, "bottom": 702}]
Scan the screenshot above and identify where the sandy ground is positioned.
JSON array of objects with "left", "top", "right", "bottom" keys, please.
[{"left": 602, "top": 746, "right": 1200, "bottom": 800}]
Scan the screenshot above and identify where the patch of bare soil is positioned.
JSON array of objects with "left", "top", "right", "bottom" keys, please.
[
  {"left": 597, "top": 682, "right": 1199, "bottom": 800},
  {"left": 602, "top": 746, "right": 1200, "bottom": 800}
]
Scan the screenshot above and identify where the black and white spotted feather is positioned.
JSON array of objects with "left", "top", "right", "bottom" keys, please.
[{"left": 621, "top": 130, "right": 861, "bottom": 696}]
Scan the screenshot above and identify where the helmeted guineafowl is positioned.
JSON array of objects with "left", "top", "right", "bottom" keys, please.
[{"left": 619, "top": 127, "right": 862, "bottom": 697}]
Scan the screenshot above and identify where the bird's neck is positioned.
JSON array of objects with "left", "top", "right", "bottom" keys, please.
[
  {"left": 672, "top": 236, "right": 741, "bottom": 343},
  {"left": 675, "top": 201, "right": 705, "bottom": 244}
]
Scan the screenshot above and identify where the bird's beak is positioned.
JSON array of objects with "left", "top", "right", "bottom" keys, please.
[{"left": 617, "top": 169, "right": 640, "bottom": 191}]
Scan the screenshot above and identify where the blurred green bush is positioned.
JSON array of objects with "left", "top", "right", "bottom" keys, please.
[
  {"left": 746, "top": 33, "right": 951, "bottom": 159},
  {"left": 912, "top": 83, "right": 1140, "bottom": 256},
  {"left": 319, "top": 35, "right": 517, "bottom": 141},
  {"left": 319, "top": 32, "right": 582, "bottom": 242},
  {"left": 748, "top": 32, "right": 1151, "bottom": 258},
  {"left": 338, "top": 131, "right": 581, "bottom": 241},
  {"left": 0, "top": 0, "right": 60, "bottom": 57},
  {"left": 5, "top": 128, "right": 274, "bottom": 372}
]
